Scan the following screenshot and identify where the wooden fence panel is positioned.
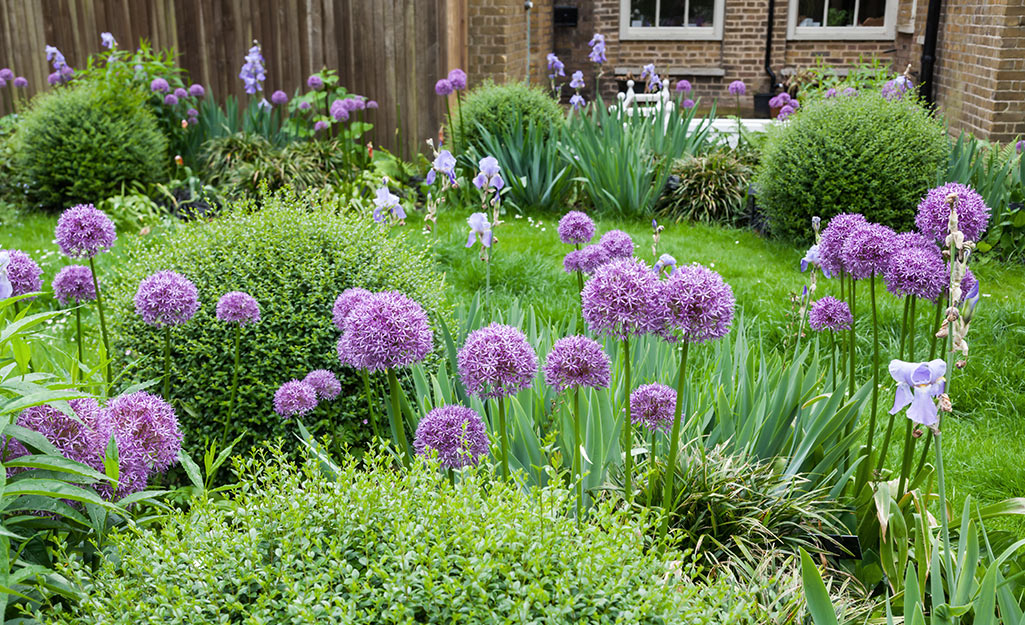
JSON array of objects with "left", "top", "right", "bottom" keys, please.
[{"left": 0, "top": 0, "right": 467, "bottom": 156}]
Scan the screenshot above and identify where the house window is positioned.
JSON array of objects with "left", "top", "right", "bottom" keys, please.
[
  {"left": 619, "top": 0, "right": 725, "bottom": 41},
  {"left": 787, "top": 0, "right": 897, "bottom": 40}
]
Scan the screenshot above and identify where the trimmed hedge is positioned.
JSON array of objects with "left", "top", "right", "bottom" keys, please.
[
  {"left": 41, "top": 449, "right": 766, "bottom": 623},
  {"left": 451, "top": 81, "right": 564, "bottom": 151},
  {"left": 755, "top": 91, "right": 948, "bottom": 241},
  {"left": 104, "top": 189, "right": 447, "bottom": 460}
]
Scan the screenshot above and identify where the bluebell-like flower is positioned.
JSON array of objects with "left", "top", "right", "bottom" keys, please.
[
  {"left": 472, "top": 156, "right": 503, "bottom": 191},
  {"left": 372, "top": 183, "right": 405, "bottom": 223},
  {"left": 425, "top": 149, "right": 457, "bottom": 186},
  {"left": 889, "top": 359, "right": 946, "bottom": 427},
  {"left": 239, "top": 42, "right": 266, "bottom": 94},
  {"left": 466, "top": 212, "right": 492, "bottom": 248},
  {"left": 654, "top": 253, "right": 676, "bottom": 276}
]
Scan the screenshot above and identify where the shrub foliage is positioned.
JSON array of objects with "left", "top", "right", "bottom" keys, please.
[{"left": 451, "top": 81, "right": 564, "bottom": 151}]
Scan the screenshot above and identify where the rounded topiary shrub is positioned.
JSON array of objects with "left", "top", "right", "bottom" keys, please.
[
  {"left": 755, "top": 91, "right": 949, "bottom": 241},
  {"left": 14, "top": 83, "right": 168, "bottom": 210},
  {"left": 39, "top": 449, "right": 766, "bottom": 624},
  {"left": 452, "top": 81, "right": 564, "bottom": 150},
  {"left": 104, "top": 189, "right": 447, "bottom": 460}
]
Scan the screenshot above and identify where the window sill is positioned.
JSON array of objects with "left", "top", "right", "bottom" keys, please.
[
  {"left": 619, "top": 26, "right": 722, "bottom": 41},
  {"left": 787, "top": 26, "right": 895, "bottom": 41},
  {"left": 614, "top": 66, "right": 725, "bottom": 77}
]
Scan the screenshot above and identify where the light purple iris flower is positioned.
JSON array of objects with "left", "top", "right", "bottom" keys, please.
[
  {"left": 547, "top": 53, "right": 565, "bottom": 79},
  {"left": 0, "top": 251, "right": 12, "bottom": 299},
  {"left": 569, "top": 94, "right": 585, "bottom": 110},
  {"left": 569, "top": 70, "right": 584, "bottom": 90},
  {"left": 425, "top": 149, "right": 457, "bottom": 186},
  {"left": 654, "top": 253, "right": 676, "bottom": 276},
  {"left": 588, "top": 34, "right": 606, "bottom": 64},
  {"left": 101, "top": 32, "right": 117, "bottom": 49},
  {"left": 800, "top": 244, "right": 831, "bottom": 278},
  {"left": 372, "top": 184, "right": 405, "bottom": 223},
  {"left": 472, "top": 156, "right": 503, "bottom": 191},
  {"left": 888, "top": 358, "right": 946, "bottom": 427},
  {"left": 466, "top": 212, "right": 493, "bottom": 249}
]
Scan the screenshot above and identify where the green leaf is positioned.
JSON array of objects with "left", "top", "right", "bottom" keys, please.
[
  {"left": 800, "top": 547, "right": 840, "bottom": 625},
  {"left": 178, "top": 449, "right": 204, "bottom": 492}
]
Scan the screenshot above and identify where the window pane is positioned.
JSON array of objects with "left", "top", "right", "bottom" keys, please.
[
  {"left": 859, "top": 0, "right": 886, "bottom": 25},
  {"left": 690, "top": 0, "right": 716, "bottom": 26},
  {"left": 796, "top": 0, "right": 825, "bottom": 26},
  {"left": 659, "top": 0, "right": 686, "bottom": 26},
  {"left": 826, "top": 0, "right": 855, "bottom": 26},
  {"left": 629, "top": 0, "right": 657, "bottom": 27}
]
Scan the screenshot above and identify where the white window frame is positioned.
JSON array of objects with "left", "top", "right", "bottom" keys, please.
[
  {"left": 619, "top": 0, "right": 726, "bottom": 41},
  {"left": 787, "top": 0, "right": 898, "bottom": 40}
]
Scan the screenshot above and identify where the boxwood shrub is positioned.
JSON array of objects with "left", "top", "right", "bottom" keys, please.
[
  {"left": 104, "top": 189, "right": 447, "bottom": 460},
  {"left": 41, "top": 449, "right": 766, "bottom": 623},
  {"left": 755, "top": 91, "right": 948, "bottom": 241},
  {"left": 451, "top": 81, "right": 564, "bottom": 151}
]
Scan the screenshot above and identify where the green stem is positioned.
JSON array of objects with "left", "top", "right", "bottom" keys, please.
[
  {"left": 387, "top": 368, "right": 410, "bottom": 466},
  {"left": 75, "top": 306, "right": 83, "bottom": 369},
  {"left": 443, "top": 96, "right": 453, "bottom": 149},
  {"left": 362, "top": 370, "right": 381, "bottom": 441},
  {"left": 908, "top": 297, "right": 917, "bottom": 362},
  {"left": 498, "top": 397, "right": 509, "bottom": 480},
  {"left": 928, "top": 298, "right": 944, "bottom": 360},
  {"left": 848, "top": 276, "right": 856, "bottom": 401},
  {"left": 622, "top": 337, "right": 633, "bottom": 503},
  {"left": 898, "top": 296, "right": 911, "bottom": 359},
  {"left": 88, "top": 257, "right": 112, "bottom": 389},
  {"left": 897, "top": 420, "right": 916, "bottom": 496},
  {"left": 455, "top": 91, "right": 465, "bottom": 154},
  {"left": 222, "top": 324, "right": 242, "bottom": 444},
  {"left": 863, "top": 274, "right": 879, "bottom": 478},
  {"left": 163, "top": 327, "right": 171, "bottom": 401},
  {"left": 573, "top": 388, "right": 582, "bottom": 525},
  {"left": 935, "top": 431, "right": 954, "bottom": 579},
  {"left": 658, "top": 341, "right": 689, "bottom": 544},
  {"left": 829, "top": 331, "right": 837, "bottom": 391}
]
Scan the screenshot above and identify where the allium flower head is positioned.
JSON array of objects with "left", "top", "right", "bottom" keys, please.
[
  {"left": 563, "top": 244, "right": 611, "bottom": 275},
  {"left": 314, "top": 120, "right": 329, "bottom": 132},
  {"left": 818, "top": 213, "right": 867, "bottom": 276},
  {"left": 458, "top": 323, "right": 538, "bottom": 399},
  {"left": 239, "top": 42, "right": 266, "bottom": 94},
  {"left": 843, "top": 87, "right": 858, "bottom": 97},
  {"left": 768, "top": 92, "right": 791, "bottom": 108},
  {"left": 825, "top": 88, "right": 838, "bottom": 98},
  {"left": 98, "top": 391, "right": 183, "bottom": 475},
  {"left": 56, "top": 202, "right": 118, "bottom": 258},
  {"left": 174, "top": 87, "right": 188, "bottom": 99},
  {"left": 728, "top": 80, "right": 746, "bottom": 96},
  {"left": 47, "top": 72, "right": 60, "bottom": 86},
  {"left": 659, "top": 263, "right": 735, "bottom": 343},
  {"left": 273, "top": 380, "right": 318, "bottom": 418},
  {"left": 448, "top": 68, "right": 467, "bottom": 91},
  {"left": 186, "top": 107, "right": 199, "bottom": 118},
  {"left": 414, "top": 405, "right": 490, "bottom": 469},
  {"left": 676, "top": 79, "right": 691, "bottom": 93},
  {"left": 582, "top": 258, "right": 667, "bottom": 341},
  {"left": 150, "top": 77, "right": 169, "bottom": 93},
  {"left": 53, "top": 265, "right": 96, "bottom": 306},
  {"left": 884, "top": 247, "right": 947, "bottom": 301},
  {"left": 777, "top": 105, "right": 796, "bottom": 121},
  {"left": 895, "top": 231, "right": 939, "bottom": 253},
  {"left": 543, "top": 335, "right": 612, "bottom": 392},
  {"left": 307, "top": 75, "right": 323, "bottom": 89},
  {"left": 215, "top": 291, "right": 261, "bottom": 325},
  {"left": 682, "top": 98, "right": 695, "bottom": 109},
  {"left": 367, "top": 100, "right": 379, "bottom": 109},
  {"left": 298, "top": 101, "right": 311, "bottom": 111},
  {"left": 133, "top": 271, "right": 200, "bottom": 327},
  {"left": 2, "top": 250, "right": 42, "bottom": 299},
  {"left": 0, "top": 68, "right": 12, "bottom": 81},
  {"left": 915, "top": 182, "right": 990, "bottom": 244},
  {"left": 303, "top": 369, "right": 341, "bottom": 401},
  {"left": 808, "top": 296, "right": 853, "bottom": 332},
  {"left": 599, "top": 230, "right": 634, "bottom": 259},
  {"left": 13, "top": 76, "right": 27, "bottom": 88},
  {"left": 558, "top": 211, "right": 596, "bottom": 245},
  {"left": 270, "top": 90, "right": 288, "bottom": 105},
  {"left": 841, "top": 222, "right": 897, "bottom": 280},
  {"left": 434, "top": 78, "right": 454, "bottom": 96},
  {"left": 337, "top": 291, "right": 433, "bottom": 372},
  {"left": 630, "top": 384, "right": 676, "bottom": 433},
  {"left": 164, "top": 94, "right": 178, "bottom": 106},
  {"left": 189, "top": 83, "right": 205, "bottom": 97},
  {"left": 7, "top": 398, "right": 103, "bottom": 469},
  {"left": 333, "top": 287, "right": 373, "bottom": 331}
]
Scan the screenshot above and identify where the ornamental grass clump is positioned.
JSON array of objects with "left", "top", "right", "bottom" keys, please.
[
  {"left": 413, "top": 405, "right": 490, "bottom": 471},
  {"left": 215, "top": 291, "right": 261, "bottom": 442}
]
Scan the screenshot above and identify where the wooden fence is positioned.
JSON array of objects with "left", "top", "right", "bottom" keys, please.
[{"left": 0, "top": 0, "right": 467, "bottom": 157}]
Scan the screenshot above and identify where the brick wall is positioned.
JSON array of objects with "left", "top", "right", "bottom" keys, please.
[{"left": 467, "top": 0, "right": 553, "bottom": 86}]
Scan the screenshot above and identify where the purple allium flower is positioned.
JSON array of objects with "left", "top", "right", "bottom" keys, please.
[
  {"left": 307, "top": 74, "right": 323, "bottom": 89},
  {"left": 314, "top": 120, "right": 329, "bottom": 132},
  {"left": 372, "top": 183, "right": 405, "bottom": 223},
  {"left": 676, "top": 79, "right": 692, "bottom": 93},
  {"left": 547, "top": 53, "right": 565, "bottom": 79},
  {"left": 630, "top": 384, "right": 676, "bottom": 433},
  {"left": 173, "top": 87, "right": 187, "bottom": 99},
  {"left": 215, "top": 291, "right": 260, "bottom": 325},
  {"left": 654, "top": 253, "right": 676, "bottom": 276},
  {"left": 543, "top": 335, "right": 611, "bottom": 392},
  {"left": 569, "top": 94, "right": 585, "bottom": 110},
  {"left": 188, "top": 83, "right": 205, "bottom": 97},
  {"left": 841, "top": 222, "right": 897, "bottom": 280},
  {"left": 163, "top": 94, "right": 179, "bottom": 106},
  {"left": 777, "top": 105, "right": 796, "bottom": 121},
  {"left": 269, "top": 90, "right": 287, "bottom": 106},
  {"left": 435, "top": 78, "right": 454, "bottom": 96},
  {"left": 0, "top": 68, "right": 11, "bottom": 82},
  {"left": 133, "top": 271, "right": 200, "bottom": 327},
  {"left": 894, "top": 231, "right": 939, "bottom": 253},
  {"left": 188, "top": 116, "right": 199, "bottom": 126},
  {"left": 337, "top": 291, "right": 433, "bottom": 372},
  {"left": 425, "top": 149, "right": 457, "bottom": 186},
  {"left": 458, "top": 323, "right": 538, "bottom": 399},
  {"left": 47, "top": 72, "right": 60, "bottom": 86},
  {"left": 682, "top": 98, "right": 695, "bottom": 109},
  {"left": 728, "top": 80, "right": 746, "bottom": 96},
  {"left": 599, "top": 230, "right": 634, "bottom": 259},
  {"left": 53, "top": 265, "right": 96, "bottom": 306},
  {"left": 466, "top": 212, "right": 492, "bottom": 248},
  {"left": 958, "top": 267, "right": 976, "bottom": 303},
  {"left": 333, "top": 287, "right": 373, "bottom": 331},
  {"left": 330, "top": 99, "right": 350, "bottom": 121},
  {"left": 659, "top": 263, "right": 735, "bottom": 343},
  {"left": 239, "top": 42, "right": 266, "bottom": 94},
  {"left": 818, "top": 213, "right": 867, "bottom": 276},
  {"left": 825, "top": 87, "right": 838, "bottom": 98},
  {"left": 273, "top": 380, "right": 318, "bottom": 418},
  {"left": 13, "top": 76, "right": 27, "bottom": 88},
  {"left": 55, "top": 204, "right": 117, "bottom": 259},
  {"left": 352, "top": 97, "right": 366, "bottom": 111},
  {"left": 808, "top": 296, "right": 853, "bottom": 332},
  {"left": 569, "top": 71, "right": 585, "bottom": 90},
  {"left": 414, "top": 405, "right": 490, "bottom": 469},
  {"left": 843, "top": 87, "right": 858, "bottom": 97},
  {"left": 563, "top": 249, "right": 586, "bottom": 274},
  {"left": 100, "top": 32, "right": 117, "bottom": 49},
  {"left": 3, "top": 250, "right": 42, "bottom": 299},
  {"left": 150, "top": 77, "right": 169, "bottom": 93},
  {"left": 298, "top": 101, "right": 312, "bottom": 111},
  {"left": 582, "top": 258, "right": 667, "bottom": 341},
  {"left": 888, "top": 359, "right": 946, "bottom": 427},
  {"left": 366, "top": 100, "right": 379, "bottom": 109},
  {"left": 558, "top": 211, "right": 596, "bottom": 245},
  {"left": 185, "top": 107, "right": 199, "bottom": 118},
  {"left": 884, "top": 247, "right": 947, "bottom": 301},
  {"left": 303, "top": 369, "right": 341, "bottom": 401},
  {"left": 6, "top": 398, "right": 104, "bottom": 470},
  {"left": 447, "top": 68, "right": 467, "bottom": 91},
  {"left": 588, "top": 34, "right": 606, "bottom": 65},
  {"left": 565, "top": 244, "right": 611, "bottom": 275},
  {"left": 768, "top": 92, "right": 791, "bottom": 108},
  {"left": 45, "top": 45, "right": 66, "bottom": 70},
  {"left": 915, "top": 182, "right": 990, "bottom": 244},
  {"left": 790, "top": 99, "right": 800, "bottom": 110},
  {"left": 97, "top": 391, "right": 183, "bottom": 494}
]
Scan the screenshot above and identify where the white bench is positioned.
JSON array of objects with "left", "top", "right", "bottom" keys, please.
[{"left": 614, "top": 79, "right": 675, "bottom": 118}]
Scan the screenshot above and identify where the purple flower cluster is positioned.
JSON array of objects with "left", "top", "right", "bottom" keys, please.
[
  {"left": 808, "top": 297, "right": 853, "bottom": 332},
  {"left": 818, "top": 213, "right": 867, "bottom": 276},
  {"left": 630, "top": 384, "right": 676, "bottom": 433},
  {"left": 582, "top": 258, "right": 667, "bottom": 341},
  {"left": 841, "top": 222, "right": 897, "bottom": 280},
  {"left": 883, "top": 246, "right": 947, "bottom": 301},
  {"left": 164, "top": 94, "right": 179, "bottom": 106},
  {"left": 333, "top": 287, "right": 373, "bottom": 331},
  {"left": 558, "top": 211, "right": 596, "bottom": 245},
  {"left": 337, "top": 291, "right": 433, "bottom": 372},
  {"left": 435, "top": 78, "right": 454, "bottom": 96},
  {"left": 372, "top": 184, "right": 405, "bottom": 223},
  {"left": 7, "top": 399, "right": 104, "bottom": 470},
  {"left": 55, "top": 204, "right": 117, "bottom": 259},
  {"left": 599, "top": 230, "right": 634, "bottom": 259},
  {"left": 425, "top": 149, "right": 457, "bottom": 186},
  {"left": 728, "top": 80, "right": 746, "bottom": 96},
  {"left": 239, "top": 42, "right": 266, "bottom": 94},
  {"left": 215, "top": 291, "right": 261, "bottom": 325},
  {"left": 189, "top": 83, "right": 205, "bottom": 97},
  {"left": 414, "top": 405, "right": 490, "bottom": 469},
  {"left": 660, "top": 263, "right": 735, "bottom": 343},
  {"left": 304, "top": 369, "right": 341, "bottom": 401},
  {"left": 2, "top": 250, "right": 42, "bottom": 299},
  {"left": 53, "top": 265, "right": 96, "bottom": 306},
  {"left": 473, "top": 156, "right": 504, "bottom": 191},
  {"left": 588, "top": 33, "right": 606, "bottom": 65},
  {"left": 270, "top": 90, "right": 289, "bottom": 106},
  {"left": 307, "top": 75, "right": 323, "bottom": 89},
  {"left": 133, "top": 271, "right": 200, "bottom": 327},
  {"left": 330, "top": 99, "right": 350, "bottom": 121},
  {"left": 675, "top": 79, "right": 691, "bottom": 93},
  {"left": 448, "top": 68, "right": 468, "bottom": 91},
  {"left": 273, "top": 380, "right": 318, "bottom": 418},
  {"left": 563, "top": 245, "right": 610, "bottom": 275},
  {"left": 95, "top": 391, "right": 183, "bottom": 497},
  {"left": 458, "top": 323, "right": 538, "bottom": 399},
  {"left": 543, "top": 335, "right": 612, "bottom": 392},
  {"left": 547, "top": 53, "right": 565, "bottom": 80},
  {"left": 150, "top": 77, "right": 169, "bottom": 93},
  {"left": 915, "top": 182, "right": 990, "bottom": 244}
]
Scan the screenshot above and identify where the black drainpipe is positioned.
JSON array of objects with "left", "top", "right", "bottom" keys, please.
[
  {"left": 919, "top": 0, "right": 943, "bottom": 103},
  {"left": 764, "top": 0, "right": 779, "bottom": 91}
]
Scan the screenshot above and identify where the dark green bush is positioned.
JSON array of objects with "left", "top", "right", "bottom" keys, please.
[
  {"left": 451, "top": 81, "right": 564, "bottom": 151},
  {"left": 13, "top": 83, "right": 167, "bottom": 210},
  {"left": 755, "top": 91, "right": 948, "bottom": 241},
  {"left": 104, "top": 189, "right": 447, "bottom": 460},
  {"left": 41, "top": 448, "right": 766, "bottom": 624},
  {"left": 659, "top": 149, "right": 752, "bottom": 224}
]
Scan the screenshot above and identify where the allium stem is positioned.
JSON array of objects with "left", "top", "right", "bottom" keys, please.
[
  {"left": 862, "top": 274, "right": 880, "bottom": 479},
  {"left": 622, "top": 337, "right": 633, "bottom": 502},
  {"left": 74, "top": 306, "right": 83, "bottom": 369},
  {"left": 222, "top": 324, "right": 242, "bottom": 444},
  {"left": 498, "top": 397, "right": 509, "bottom": 480},
  {"left": 928, "top": 298, "right": 944, "bottom": 360},
  {"left": 573, "top": 387, "right": 583, "bottom": 525},
  {"left": 898, "top": 296, "right": 911, "bottom": 359},
  {"left": 897, "top": 419, "right": 916, "bottom": 496},
  {"left": 908, "top": 297, "right": 917, "bottom": 361},
  {"left": 387, "top": 368, "right": 411, "bottom": 466},
  {"left": 443, "top": 97, "right": 453, "bottom": 150},
  {"left": 361, "top": 370, "right": 381, "bottom": 441},
  {"left": 659, "top": 340, "right": 689, "bottom": 544},
  {"left": 163, "top": 326, "right": 171, "bottom": 400},
  {"left": 88, "top": 257, "right": 112, "bottom": 389},
  {"left": 829, "top": 331, "right": 837, "bottom": 391},
  {"left": 848, "top": 276, "right": 856, "bottom": 400},
  {"left": 455, "top": 91, "right": 466, "bottom": 153}
]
